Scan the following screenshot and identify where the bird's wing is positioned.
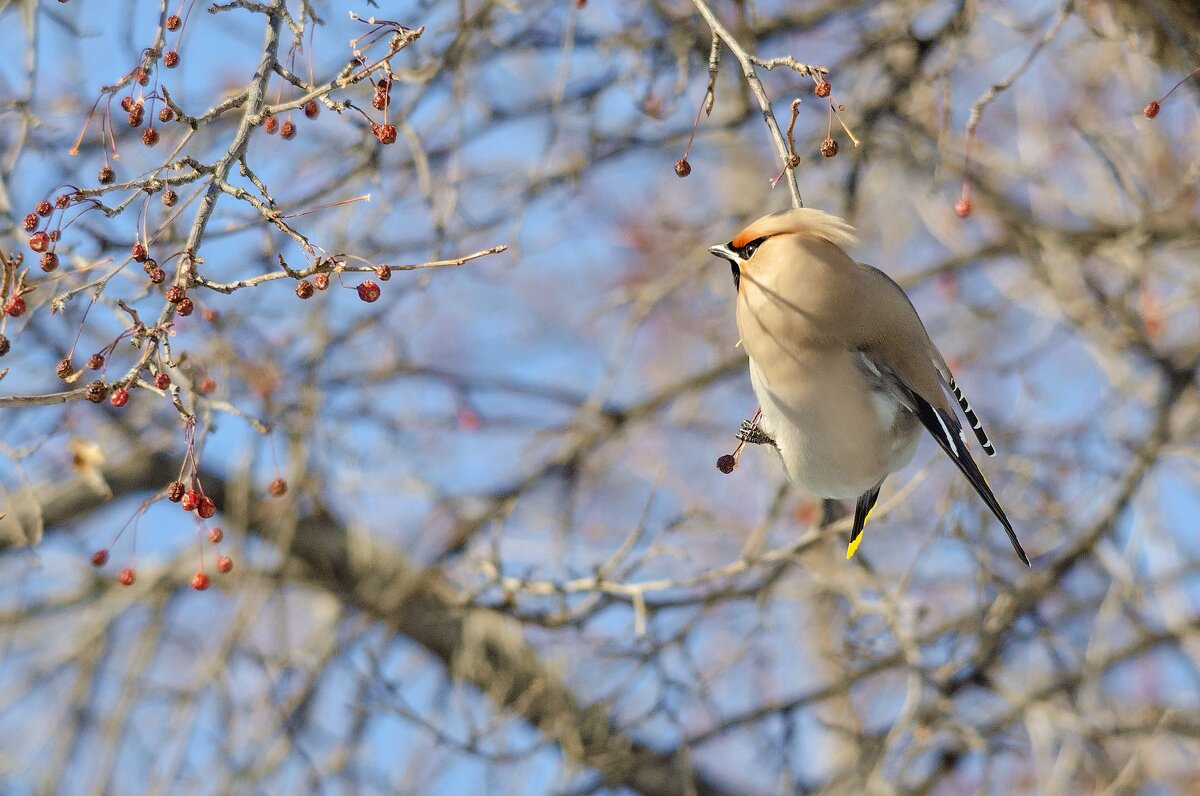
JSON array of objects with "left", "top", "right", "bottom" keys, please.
[
  {"left": 847, "top": 482, "right": 883, "bottom": 560},
  {"left": 855, "top": 351, "right": 1030, "bottom": 566}
]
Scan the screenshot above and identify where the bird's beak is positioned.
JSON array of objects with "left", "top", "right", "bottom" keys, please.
[{"left": 708, "top": 243, "right": 736, "bottom": 262}]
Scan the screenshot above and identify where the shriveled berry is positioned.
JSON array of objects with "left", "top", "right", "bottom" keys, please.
[
  {"left": 375, "top": 76, "right": 392, "bottom": 93},
  {"left": 40, "top": 252, "right": 59, "bottom": 272},
  {"left": 820, "top": 138, "right": 839, "bottom": 158},
  {"left": 374, "top": 264, "right": 391, "bottom": 281},
  {"left": 131, "top": 242, "right": 147, "bottom": 262},
  {"left": 147, "top": 266, "right": 166, "bottom": 284},
  {"left": 815, "top": 80, "right": 831, "bottom": 98},
  {"left": 263, "top": 114, "right": 278, "bottom": 134},
  {"left": 955, "top": 197, "right": 972, "bottom": 218},
  {"left": 118, "top": 567, "right": 136, "bottom": 586},
  {"left": 161, "top": 189, "right": 178, "bottom": 207},
  {"left": 56, "top": 357, "right": 73, "bottom": 379},
  {"left": 109, "top": 386, "right": 129, "bottom": 408},
  {"left": 196, "top": 494, "right": 216, "bottom": 519},
  {"left": 208, "top": 527, "right": 223, "bottom": 544},
  {"left": 55, "top": 194, "right": 72, "bottom": 209},
  {"left": 165, "top": 285, "right": 186, "bottom": 303},
  {"left": 29, "top": 231, "right": 50, "bottom": 253},
  {"left": 216, "top": 555, "right": 233, "bottom": 574},
  {"left": 85, "top": 380, "right": 108, "bottom": 403},
  {"left": 142, "top": 127, "right": 159, "bottom": 146},
  {"left": 142, "top": 258, "right": 159, "bottom": 274},
  {"left": 1144, "top": 101, "right": 1160, "bottom": 119},
  {"left": 35, "top": 200, "right": 52, "bottom": 217},
  {"left": 158, "top": 106, "right": 175, "bottom": 123},
  {"left": 191, "top": 571, "right": 210, "bottom": 590},
  {"left": 716, "top": 454, "right": 736, "bottom": 474},
  {"left": 313, "top": 273, "right": 329, "bottom": 291},
  {"left": 0, "top": 334, "right": 8, "bottom": 357},
  {"left": 295, "top": 279, "right": 314, "bottom": 299},
  {"left": 134, "top": 69, "right": 149, "bottom": 86},
  {"left": 127, "top": 109, "right": 144, "bottom": 128},
  {"left": 268, "top": 477, "right": 287, "bottom": 497},
  {"left": 174, "top": 297, "right": 194, "bottom": 316},
  {"left": 86, "top": 353, "right": 105, "bottom": 370},
  {"left": 180, "top": 489, "right": 199, "bottom": 511},
  {"left": 674, "top": 158, "right": 691, "bottom": 178},
  {"left": 23, "top": 213, "right": 38, "bottom": 232},
  {"left": 372, "top": 92, "right": 388, "bottom": 110},
  {"left": 120, "top": 95, "right": 135, "bottom": 112},
  {"left": 167, "top": 480, "right": 185, "bottom": 502},
  {"left": 154, "top": 372, "right": 171, "bottom": 389},
  {"left": 198, "top": 376, "right": 216, "bottom": 394},
  {"left": 98, "top": 166, "right": 115, "bottom": 184},
  {"left": 373, "top": 123, "right": 397, "bottom": 144},
  {"left": 163, "top": 50, "right": 179, "bottom": 68},
  {"left": 91, "top": 549, "right": 109, "bottom": 567},
  {"left": 166, "top": 13, "right": 181, "bottom": 30},
  {"left": 356, "top": 280, "right": 381, "bottom": 303},
  {"left": 280, "top": 120, "right": 296, "bottom": 140},
  {"left": 4, "top": 294, "right": 26, "bottom": 317},
  {"left": 304, "top": 99, "right": 320, "bottom": 119}
]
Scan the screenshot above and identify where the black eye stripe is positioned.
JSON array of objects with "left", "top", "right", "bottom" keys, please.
[{"left": 731, "top": 236, "right": 768, "bottom": 259}]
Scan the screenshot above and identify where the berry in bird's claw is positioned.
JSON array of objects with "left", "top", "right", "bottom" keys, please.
[
  {"left": 716, "top": 454, "right": 736, "bottom": 474},
  {"left": 304, "top": 100, "right": 320, "bottom": 119},
  {"left": 1143, "top": 101, "right": 1160, "bottom": 119},
  {"left": 163, "top": 50, "right": 179, "bottom": 68},
  {"left": 373, "top": 123, "right": 397, "bottom": 144},
  {"left": 191, "top": 571, "right": 210, "bottom": 591},
  {"left": 4, "top": 295, "right": 26, "bottom": 317},
  {"left": 295, "top": 280, "right": 314, "bottom": 299},
  {"left": 56, "top": 357, "right": 73, "bottom": 379},
  {"left": 86, "top": 353, "right": 105, "bottom": 370},
  {"left": 85, "top": 380, "right": 108, "bottom": 403},
  {"left": 263, "top": 114, "right": 278, "bottom": 134},
  {"left": 98, "top": 166, "right": 115, "bottom": 184},
  {"left": 280, "top": 120, "right": 296, "bottom": 140},
  {"left": 216, "top": 555, "right": 233, "bottom": 574},
  {"left": 815, "top": 80, "right": 831, "bottom": 98},
  {"left": 40, "top": 252, "right": 59, "bottom": 272},
  {"left": 357, "top": 280, "right": 381, "bottom": 302},
  {"left": 35, "top": 200, "right": 52, "bottom": 217},
  {"left": 118, "top": 568, "right": 136, "bottom": 586},
  {"left": 675, "top": 158, "right": 691, "bottom": 177},
  {"left": 161, "top": 189, "right": 178, "bottom": 207},
  {"left": 23, "top": 213, "right": 38, "bottom": 232},
  {"left": 955, "top": 197, "right": 972, "bottom": 218},
  {"left": 820, "top": 138, "right": 839, "bottom": 158},
  {"left": 91, "top": 549, "right": 109, "bottom": 567},
  {"left": 110, "top": 387, "right": 129, "bottom": 408},
  {"left": 29, "top": 231, "right": 50, "bottom": 253}
]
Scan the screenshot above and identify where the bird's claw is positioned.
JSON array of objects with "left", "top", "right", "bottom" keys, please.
[{"left": 736, "top": 420, "right": 776, "bottom": 447}]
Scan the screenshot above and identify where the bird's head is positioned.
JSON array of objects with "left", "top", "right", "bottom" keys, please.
[{"left": 708, "top": 208, "right": 858, "bottom": 291}]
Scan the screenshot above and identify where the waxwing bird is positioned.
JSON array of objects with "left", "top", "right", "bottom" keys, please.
[{"left": 708, "top": 208, "right": 1029, "bottom": 566}]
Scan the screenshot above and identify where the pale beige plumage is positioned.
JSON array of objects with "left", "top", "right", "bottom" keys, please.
[{"left": 709, "top": 208, "right": 1028, "bottom": 565}]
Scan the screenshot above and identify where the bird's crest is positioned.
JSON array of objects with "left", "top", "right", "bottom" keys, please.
[{"left": 731, "top": 208, "right": 858, "bottom": 250}]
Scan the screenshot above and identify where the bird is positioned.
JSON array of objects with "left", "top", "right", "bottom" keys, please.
[{"left": 707, "top": 208, "right": 1029, "bottom": 566}]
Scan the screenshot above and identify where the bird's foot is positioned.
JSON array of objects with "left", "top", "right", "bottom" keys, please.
[{"left": 736, "top": 420, "right": 776, "bottom": 447}]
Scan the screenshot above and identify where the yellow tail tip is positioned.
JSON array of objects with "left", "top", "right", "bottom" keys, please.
[{"left": 846, "top": 534, "right": 863, "bottom": 559}]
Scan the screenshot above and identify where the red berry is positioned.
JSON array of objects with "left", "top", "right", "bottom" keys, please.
[
  {"left": 180, "top": 490, "right": 199, "bottom": 511},
  {"left": 304, "top": 99, "right": 320, "bottom": 119},
  {"left": 161, "top": 189, "right": 178, "bottom": 207},
  {"left": 196, "top": 494, "right": 216, "bottom": 519},
  {"left": 86, "top": 353, "right": 105, "bottom": 370},
  {"left": 208, "top": 527, "right": 224, "bottom": 544},
  {"left": 29, "top": 231, "right": 50, "bottom": 253},
  {"left": 674, "top": 158, "right": 691, "bottom": 177},
  {"left": 175, "top": 297, "right": 194, "bottom": 316},
  {"left": 295, "top": 280, "right": 314, "bottom": 299},
  {"left": 167, "top": 480, "right": 185, "bottom": 502},
  {"left": 165, "top": 285, "right": 186, "bottom": 303},
  {"left": 159, "top": 106, "right": 175, "bottom": 123},
  {"left": 372, "top": 92, "right": 388, "bottom": 110},
  {"left": 313, "top": 273, "right": 329, "bottom": 291},
  {"left": 815, "top": 80, "right": 831, "bottom": 98},
  {"left": 127, "top": 109, "right": 144, "bottom": 128},
  {"left": 23, "top": 213, "right": 38, "bottom": 232},
  {"left": 955, "top": 197, "right": 972, "bottom": 218},
  {"left": 198, "top": 376, "right": 216, "bottom": 394},
  {"left": 40, "top": 252, "right": 59, "bottom": 272},
  {"left": 356, "top": 280, "right": 381, "bottom": 303},
  {"left": 120, "top": 96, "right": 135, "bottom": 112},
  {"left": 154, "top": 372, "right": 171, "bottom": 389},
  {"left": 135, "top": 69, "right": 149, "bottom": 86},
  {"left": 118, "top": 567, "right": 136, "bottom": 586},
  {"left": 147, "top": 266, "right": 166, "bottom": 284},
  {"left": 191, "top": 571, "right": 210, "bottom": 590},
  {"left": 35, "top": 200, "right": 52, "bottom": 217},
  {"left": 163, "top": 50, "right": 180, "bottom": 68},
  {"left": 372, "top": 123, "right": 397, "bottom": 144},
  {"left": 131, "top": 242, "right": 147, "bottom": 262},
  {"left": 716, "top": 454, "right": 736, "bottom": 474},
  {"left": 216, "top": 555, "right": 233, "bottom": 574},
  {"left": 98, "top": 166, "right": 115, "bottom": 184},
  {"left": 1144, "top": 101, "right": 1160, "bottom": 119},
  {"left": 85, "top": 380, "right": 108, "bottom": 403},
  {"left": 268, "top": 477, "right": 287, "bottom": 497},
  {"left": 56, "top": 357, "right": 73, "bottom": 379},
  {"left": 109, "top": 387, "right": 129, "bottom": 407},
  {"left": 142, "top": 127, "right": 160, "bottom": 146},
  {"left": 91, "top": 549, "right": 109, "bottom": 567},
  {"left": 4, "top": 295, "right": 25, "bottom": 317},
  {"left": 166, "top": 13, "right": 181, "bottom": 30},
  {"left": 263, "top": 114, "right": 278, "bottom": 134},
  {"left": 280, "top": 120, "right": 296, "bottom": 140},
  {"left": 820, "top": 138, "right": 839, "bottom": 158},
  {"left": 374, "top": 264, "right": 391, "bottom": 281},
  {"left": 55, "top": 194, "right": 72, "bottom": 209},
  {"left": 0, "top": 334, "right": 8, "bottom": 357}
]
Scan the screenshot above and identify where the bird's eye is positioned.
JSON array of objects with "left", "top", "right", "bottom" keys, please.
[{"left": 739, "top": 237, "right": 767, "bottom": 259}]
